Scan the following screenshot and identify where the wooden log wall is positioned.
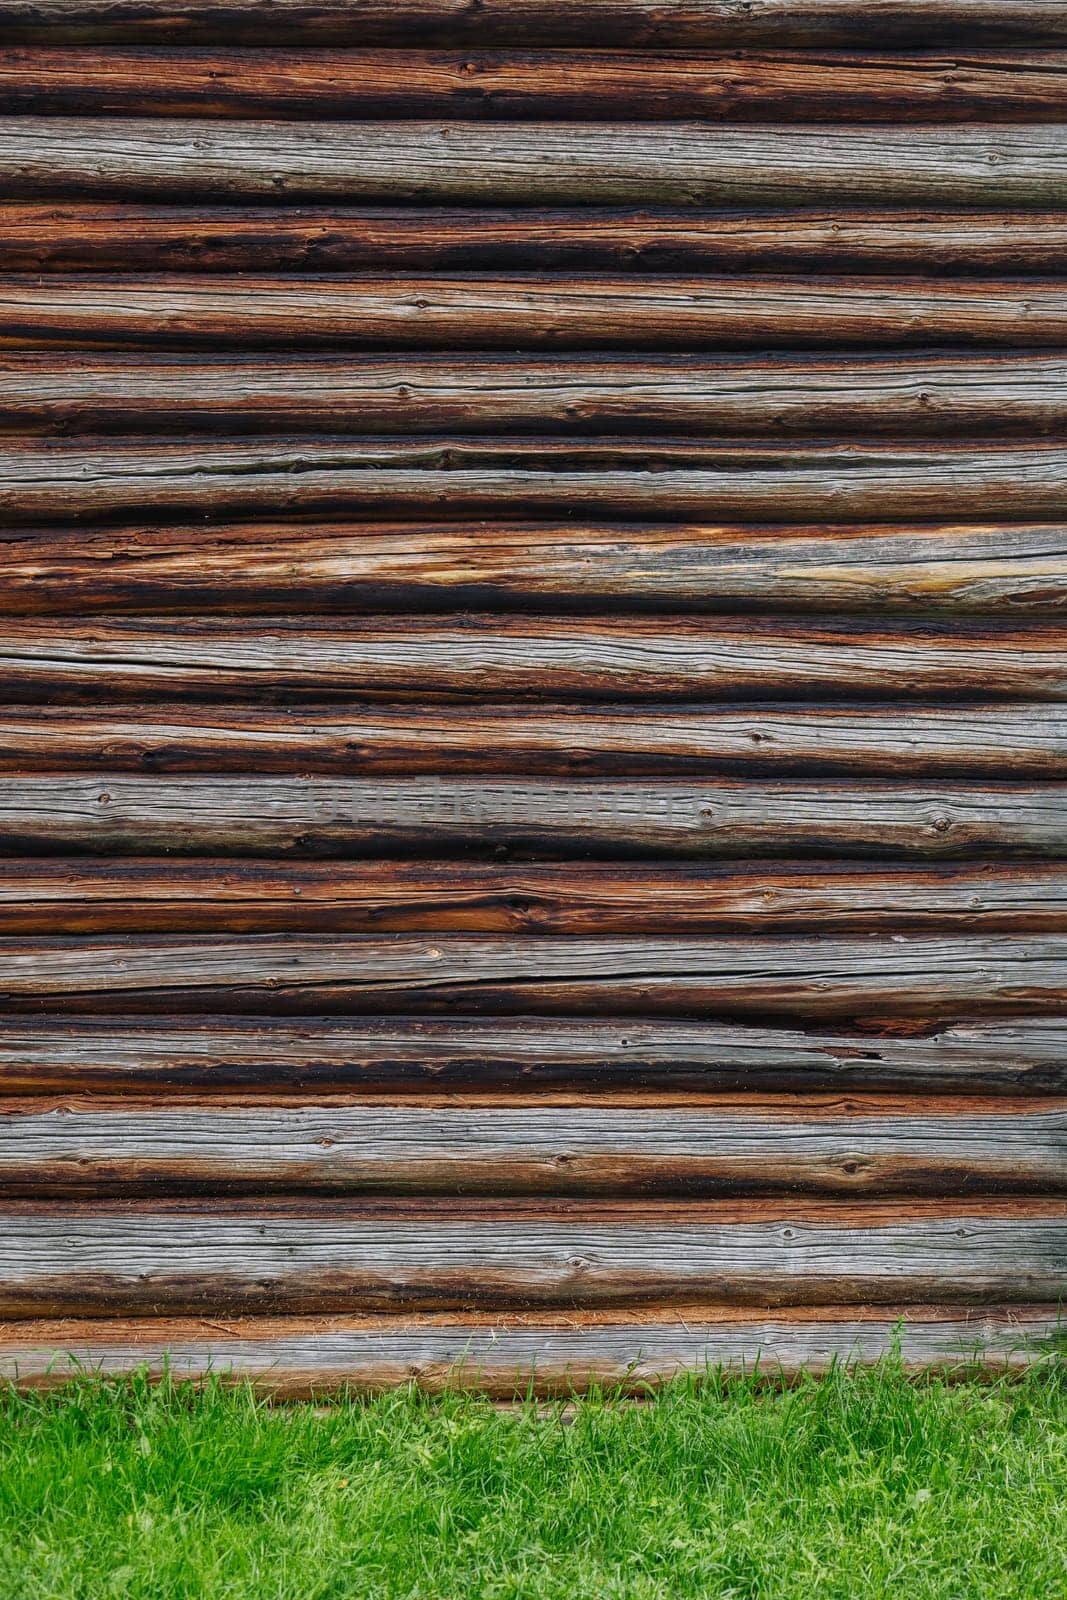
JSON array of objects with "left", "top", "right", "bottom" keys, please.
[{"left": 0, "top": 0, "right": 1065, "bottom": 1396}]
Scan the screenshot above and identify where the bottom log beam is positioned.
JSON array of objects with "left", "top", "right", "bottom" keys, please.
[{"left": 0, "top": 1308, "right": 1061, "bottom": 1397}]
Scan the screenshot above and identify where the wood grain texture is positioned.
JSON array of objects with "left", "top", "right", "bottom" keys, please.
[
  {"left": 6, "top": 0, "right": 1067, "bottom": 1366},
  {"left": 1, "top": 1094, "right": 1063, "bottom": 1197},
  {"left": 6, "top": 48, "right": 1067, "bottom": 121},
  {"left": 1, "top": 704, "right": 1063, "bottom": 776},
  {"left": 0, "top": 618, "right": 1060, "bottom": 701},
  {"left": 0, "top": 1017, "right": 1063, "bottom": 1096},
  {"left": 0, "top": 1197, "right": 1062, "bottom": 1314},
  {"left": 3, "top": 518, "right": 1064, "bottom": 615},
  {"left": 3, "top": 860, "right": 1066, "bottom": 936},
  {"left": 0, "top": 775, "right": 1060, "bottom": 859},
  {"left": 2, "top": 1308, "right": 1061, "bottom": 1394},
  {"left": 0, "top": 860, "right": 1060, "bottom": 934},
  {"left": 5, "top": 439, "right": 1067, "bottom": 522},
  {"left": 6, "top": 120, "right": 1067, "bottom": 205},
  {"left": 7, "top": 352, "right": 1067, "bottom": 436},
  {"left": 7, "top": 206, "right": 1067, "bottom": 273},
  {"left": 0, "top": 934, "right": 1059, "bottom": 1017},
  {"left": 3, "top": 3, "right": 1066, "bottom": 48},
  {"left": 13, "top": 274, "right": 1067, "bottom": 350}
]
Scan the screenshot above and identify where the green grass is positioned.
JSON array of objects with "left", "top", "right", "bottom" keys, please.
[{"left": 1, "top": 1364, "right": 1065, "bottom": 1599}]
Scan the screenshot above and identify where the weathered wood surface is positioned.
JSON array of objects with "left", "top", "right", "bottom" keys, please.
[
  {"left": 1, "top": 860, "right": 1061, "bottom": 934},
  {"left": 7, "top": 48, "right": 1067, "bottom": 121},
  {"left": 0, "top": 1198, "right": 1063, "bottom": 1314},
  {"left": 2, "top": 3, "right": 1064, "bottom": 1360},
  {"left": 4, "top": 3, "right": 1066, "bottom": 48},
  {"left": 7, "top": 121, "right": 1067, "bottom": 205},
  {"left": 2, "top": 704, "right": 1063, "bottom": 777},
  {"left": 13, "top": 274, "right": 1067, "bottom": 349},
  {"left": 1, "top": 1094, "right": 1063, "bottom": 1197},
  {"left": 0, "top": 618, "right": 1060, "bottom": 701},
  {"left": 7, "top": 353, "right": 1067, "bottom": 436},
  {"left": 0, "top": 934, "right": 1060, "bottom": 1017},
  {"left": 6, "top": 439, "right": 1067, "bottom": 522},
  {"left": 0, "top": 1018, "right": 1064, "bottom": 1096},
  {"left": 8, "top": 206, "right": 1067, "bottom": 273},
  {"left": 3, "top": 519, "right": 1064, "bottom": 615},
  {"left": 0, "top": 776, "right": 1061, "bottom": 859},
  {"left": 2, "top": 1308, "right": 1060, "bottom": 1394}
]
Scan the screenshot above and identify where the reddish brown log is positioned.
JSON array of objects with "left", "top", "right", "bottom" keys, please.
[
  {"left": 4, "top": 205, "right": 1067, "bottom": 274},
  {"left": 0, "top": 860, "right": 1061, "bottom": 934},
  {"left": 4, "top": 48, "right": 1067, "bottom": 121},
  {"left": 2, "top": 2, "right": 1065, "bottom": 47},
  {"left": 0, "top": 518, "right": 1062, "bottom": 615}
]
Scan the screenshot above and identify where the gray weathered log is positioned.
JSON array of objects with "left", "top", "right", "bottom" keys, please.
[
  {"left": 0, "top": 934, "right": 1060, "bottom": 1016},
  {"left": 1, "top": 1308, "right": 1060, "bottom": 1394},
  {"left": 5, "top": 120, "right": 1067, "bottom": 205},
  {"left": 5, "top": 353, "right": 1067, "bottom": 436},
  {"left": 1, "top": 1094, "right": 1064, "bottom": 1197},
  {"left": 4, "top": 439, "right": 1067, "bottom": 523},
  {"left": 0, "top": 775, "right": 1061, "bottom": 858},
  {"left": 0, "top": 619, "right": 1060, "bottom": 701},
  {"left": 11, "top": 274, "right": 1067, "bottom": 349},
  {"left": 0, "top": 1017, "right": 1063, "bottom": 1095},
  {"left": 0, "top": 1197, "right": 1062, "bottom": 1314},
  {"left": 0, "top": 704, "right": 1063, "bottom": 776}
]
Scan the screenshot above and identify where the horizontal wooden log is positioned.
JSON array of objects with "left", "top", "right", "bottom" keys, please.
[
  {"left": 6, "top": 353, "right": 1067, "bottom": 438},
  {"left": 0, "top": 619, "right": 1060, "bottom": 701},
  {"left": 6, "top": 49, "right": 1067, "bottom": 121},
  {"left": 0, "top": 776, "right": 1059, "bottom": 859},
  {"left": 13, "top": 274, "right": 1067, "bottom": 350},
  {"left": 0, "top": 934, "right": 1060, "bottom": 1017},
  {"left": 1, "top": 704, "right": 1063, "bottom": 776},
  {"left": 0, "top": 860, "right": 1061, "bottom": 935},
  {"left": 2, "top": 518, "right": 1064, "bottom": 615},
  {"left": 6, "top": 206, "right": 1067, "bottom": 273},
  {"left": 3, "top": 4, "right": 1066, "bottom": 49},
  {"left": 1, "top": 1095, "right": 1064, "bottom": 1197},
  {"left": 5, "top": 120, "right": 1067, "bottom": 205},
  {"left": 2, "top": 860, "right": 1065, "bottom": 936},
  {"left": 5, "top": 439, "right": 1067, "bottom": 523},
  {"left": 1, "top": 1017, "right": 1064, "bottom": 1096},
  {"left": 1, "top": 1308, "right": 1061, "bottom": 1393},
  {"left": 0, "top": 1198, "right": 1062, "bottom": 1314}
]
